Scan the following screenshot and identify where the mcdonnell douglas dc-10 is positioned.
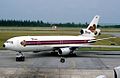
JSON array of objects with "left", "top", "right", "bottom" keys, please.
[{"left": 3, "top": 15, "right": 119, "bottom": 63}]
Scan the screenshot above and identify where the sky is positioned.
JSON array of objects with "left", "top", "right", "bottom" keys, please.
[{"left": 0, "top": 0, "right": 120, "bottom": 24}]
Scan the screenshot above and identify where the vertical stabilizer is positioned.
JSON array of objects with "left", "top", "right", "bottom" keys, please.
[
  {"left": 80, "top": 15, "right": 101, "bottom": 36},
  {"left": 87, "top": 15, "right": 100, "bottom": 32}
]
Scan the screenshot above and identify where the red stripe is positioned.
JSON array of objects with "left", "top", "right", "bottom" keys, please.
[{"left": 24, "top": 40, "right": 91, "bottom": 45}]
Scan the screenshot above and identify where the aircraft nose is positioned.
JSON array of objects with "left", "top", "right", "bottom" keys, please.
[{"left": 3, "top": 44, "right": 5, "bottom": 48}]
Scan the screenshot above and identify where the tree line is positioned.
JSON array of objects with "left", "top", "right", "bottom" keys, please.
[{"left": 0, "top": 19, "right": 120, "bottom": 28}]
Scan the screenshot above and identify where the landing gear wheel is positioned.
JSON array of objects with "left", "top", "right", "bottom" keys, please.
[
  {"left": 60, "top": 57, "right": 65, "bottom": 63},
  {"left": 16, "top": 52, "right": 25, "bottom": 62},
  {"left": 16, "top": 56, "right": 25, "bottom": 61}
]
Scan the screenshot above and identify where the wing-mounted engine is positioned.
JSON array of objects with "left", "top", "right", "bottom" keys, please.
[{"left": 58, "top": 48, "right": 71, "bottom": 55}]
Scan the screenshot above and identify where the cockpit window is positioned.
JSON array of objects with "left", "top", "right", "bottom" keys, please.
[{"left": 6, "top": 41, "right": 13, "bottom": 44}]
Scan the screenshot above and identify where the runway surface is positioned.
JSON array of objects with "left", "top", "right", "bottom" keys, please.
[
  {"left": 103, "top": 32, "right": 120, "bottom": 37},
  {"left": 0, "top": 50, "right": 120, "bottom": 69}
]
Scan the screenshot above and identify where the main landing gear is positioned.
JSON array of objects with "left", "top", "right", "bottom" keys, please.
[{"left": 16, "top": 52, "right": 25, "bottom": 62}]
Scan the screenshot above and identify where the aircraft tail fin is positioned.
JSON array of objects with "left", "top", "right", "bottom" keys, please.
[
  {"left": 87, "top": 15, "right": 100, "bottom": 32},
  {"left": 80, "top": 15, "right": 101, "bottom": 36}
]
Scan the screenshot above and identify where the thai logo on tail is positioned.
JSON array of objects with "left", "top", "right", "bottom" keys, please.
[{"left": 88, "top": 24, "right": 96, "bottom": 32}]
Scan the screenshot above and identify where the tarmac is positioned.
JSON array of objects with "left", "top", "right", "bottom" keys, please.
[
  {"left": 0, "top": 50, "right": 120, "bottom": 69},
  {"left": 0, "top": 50, "right": 120, "bottom": 78}
]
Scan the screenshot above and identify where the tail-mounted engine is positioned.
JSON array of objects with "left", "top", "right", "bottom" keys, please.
[
  {"left": 94, "top": 29, "right": 101, "bottom": 36},
  {"left": 80, "top": 29, "right": 101, "bottom": 36},
  {"left": 80, "top": 29, "right": 91, "bottom": 35}
]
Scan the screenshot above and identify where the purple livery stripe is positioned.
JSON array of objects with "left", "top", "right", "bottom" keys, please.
[{"left": 20, "top": 40, "right": 95, "bottom": 46}]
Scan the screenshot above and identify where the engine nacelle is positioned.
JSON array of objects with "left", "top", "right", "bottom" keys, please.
[
  {"left": 94, "top": 29, "right": 101, "bottom": 36},
  {"left": 80, "top": 29, "right": 101, "bottom": 36},
  {"left": 80, "top": 29, "right": 91, "bottom": 35},
  {"left": 58, "top": 48, "right": 71, "bottom": 55}
]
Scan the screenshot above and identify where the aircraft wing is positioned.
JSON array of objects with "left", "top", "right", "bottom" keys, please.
[
  {"left": 96, "top": 37, "right": 117, "bottom": 41},
  {"left": 51, "top": 44, "right": 120, "bottom": 49},
  {"left": 88, "top": 37, "right": 117, "bottom": 42},
  {"left": 78, "top": 44, "right": 120, "bottom": 48},
  {"left": 84, "top": 37, "right": 120, "bottom": 48}
]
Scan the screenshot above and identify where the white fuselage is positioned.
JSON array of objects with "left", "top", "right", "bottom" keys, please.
[
  {"left": 3, "top": 15, "right": 100, "bottom": 53},
  {"left": 4, "top": 35, "right": 95, "bottom": 52}
]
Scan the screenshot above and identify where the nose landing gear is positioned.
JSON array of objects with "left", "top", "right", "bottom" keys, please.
[
  {"left": 16, "top": 52, "right": 25, "bottom": 62},
  {"left": 60, "top": 57, "right": 65, "bottom": 63}
]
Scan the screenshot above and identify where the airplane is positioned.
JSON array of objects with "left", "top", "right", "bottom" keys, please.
[{"left": 3, "top": 15, "right": 120, "bottom": 63}]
